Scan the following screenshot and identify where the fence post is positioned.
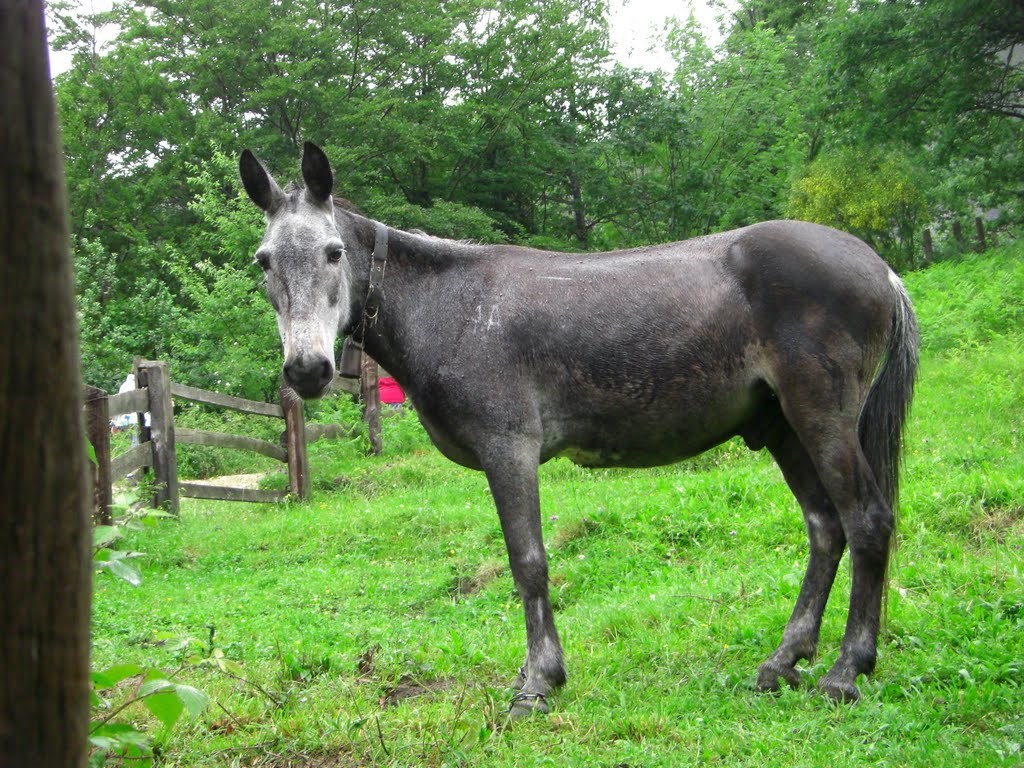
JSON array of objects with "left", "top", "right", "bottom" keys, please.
[
  {"left": 922, "top": 228, "right": 933, "bottom": 263},
  {"left": 83, "top": 385, "right": 113, "bottom": 525},
  {"left": 281, "top": 385, "right": 310, "bottom": 500},
  {"left": 361, "top": 355, "right": 382, "bottom": 456},
  {"left": 975, "top": 217, "right": 986, "bottom": 252},
  {"left": 136, "top": 360, "right": 178, "bottom": 516}
]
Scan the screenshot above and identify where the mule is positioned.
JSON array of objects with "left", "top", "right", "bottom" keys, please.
[{"left": 239, "top": 142, "right": 918, "bottom": 715}]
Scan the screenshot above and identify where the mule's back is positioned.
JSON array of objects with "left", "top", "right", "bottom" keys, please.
[{"left": 412, "top": 220, "right": 900, "bottom": 469}]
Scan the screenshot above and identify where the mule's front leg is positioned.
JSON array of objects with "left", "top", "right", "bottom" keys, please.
[{"left": 482, "top": 441, "right": 566, "bottom": 716}]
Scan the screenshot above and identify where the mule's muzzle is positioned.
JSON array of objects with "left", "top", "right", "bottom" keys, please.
[{"left": 283, "top": 355, "right": 334, "bottom": 399}]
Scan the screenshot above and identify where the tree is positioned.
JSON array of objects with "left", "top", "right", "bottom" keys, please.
[
  {"left": 0, "top": 1, "right": 91, "bottom": 766},
  {"left": 828, "top": 0, "right": 1023, "bottom": 132},
  {"left": 820, "top": 0, "right": 1024, "bottom": 222},
  {"left": 50, "top": 0, "right": 620, "bottom": 388}
]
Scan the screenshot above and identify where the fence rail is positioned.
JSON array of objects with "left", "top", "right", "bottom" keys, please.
[
  {"left": 175, "top": 428, "right": 288, "bottom": 462},
  {"left": 84, "top": 359, "right": 314, "bottom": 521},
  {"left": 170, "top": 382, "right": 285, "bottom": 418}
]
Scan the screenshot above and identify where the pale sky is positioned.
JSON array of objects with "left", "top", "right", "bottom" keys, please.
[
  {"left": 49, "top": 1, "right": 730, "bottom": 78},
  {"left": 608, "top": 0, "right": 728, "bottom": 71}
]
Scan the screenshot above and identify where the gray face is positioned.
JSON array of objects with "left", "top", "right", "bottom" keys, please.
[{"left": 240, "top": 144, "right": 352, "bottom": 399}]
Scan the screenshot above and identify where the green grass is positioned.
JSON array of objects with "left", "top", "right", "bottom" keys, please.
[{"left": 93, "top": 243, "right": 1024, "bottom": 766}]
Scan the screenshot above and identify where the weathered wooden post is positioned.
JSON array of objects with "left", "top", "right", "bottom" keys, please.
[
  {"left": 136, "top": 360, "right": 179, "bottom": 515},
  {"left": 922, "top": 228, "right": 933, "bottom": 263},
  {"left": 83, "top": 385, "right": 113, "bottom": 525},
  {"left": 281, "top": 385, "right": 311, "bottom": 500},
  {"left": 952, "top": 219, "right": 964, "bottom": 248},
  {"left": 361, "top": 354, "right": 383, "bottom": 456},
  {"left": 1, "top": 0, "right": 92, "bottom": 760},
  {"left": 975, "top": 217, "right": 986, "bottom": 252},
  {"left": 132, "top": 354, "right": 149, "bottom": 450}
]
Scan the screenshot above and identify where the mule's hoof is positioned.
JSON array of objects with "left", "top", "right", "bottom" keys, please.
[
  {"left": 756, "top": 661, "right": 801, "bottom": 692},
  {"left": 507, "top": 691, "right": 549, "bottom": 717},
  {"left": 818, "top": 674, "right": 860, "bottom": 703}
]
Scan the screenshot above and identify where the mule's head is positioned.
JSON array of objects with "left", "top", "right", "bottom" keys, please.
[{"left": 240, "top": 143, "right": 352, "bottom": 399}]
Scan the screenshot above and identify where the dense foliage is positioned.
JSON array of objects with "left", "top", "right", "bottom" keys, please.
[{"left": 50, "top": 0, "right": 1023, "bottom": 396}]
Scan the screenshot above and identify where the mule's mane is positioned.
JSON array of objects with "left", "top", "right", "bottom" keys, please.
[
  {"left": 282, "top": 181, "right": 364, "bottom": 215},
  {"left": 333, "top": 195, "right": 363, "bottom": 215},
  {"left": 388, "top": 226, "right": 480, "bottom": 265},
  {"left": 325, "top": 202, "right": 483, "bottom": 267}
]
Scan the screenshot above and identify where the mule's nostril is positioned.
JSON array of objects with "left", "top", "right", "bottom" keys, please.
[
  {"left": 318, "top": 359, "right": 332, "bottom": 384},
  {"left": 283, "top": 356, "right": 334, "bottom": 398}
]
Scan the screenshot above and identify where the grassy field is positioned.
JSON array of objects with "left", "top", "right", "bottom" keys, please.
[{"left": 93, "top": 244, "right": 1024, "bottom": 767}]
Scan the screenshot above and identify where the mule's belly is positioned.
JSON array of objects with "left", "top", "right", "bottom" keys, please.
[
  {"left": 543, "top": 379, "right": 767, "bottom": 469},
  {"left": 557, "top": 436, "right": 729, "bottom": 469}
]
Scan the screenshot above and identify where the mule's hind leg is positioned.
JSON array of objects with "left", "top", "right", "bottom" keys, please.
[
  {"left": 480, "top": 437, "right": 566, "bottom": 716},
  {"left": 785, "top": 422, "right": 893, "bottom": 701},
  {"left": 812, "top": 439, "right": 893, "bottom": 701},
  {"left": 757, "top": 420, "right": 846, "bottom": 692}
]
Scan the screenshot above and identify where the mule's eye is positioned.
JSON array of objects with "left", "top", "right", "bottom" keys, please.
[
  {"left": 327, "top": 246, "right": 345, "bottom": 264},
  {"left": 254, "top": 251, "right": 270, "bottom": 271}
]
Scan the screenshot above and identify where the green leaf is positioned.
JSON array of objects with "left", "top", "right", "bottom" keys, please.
[
  {"left": 173, "top": 683, "right": 210, "bottom": 719},
  {"left": 89, "top": 721, "right": 152, "bottom": 751},
  {"left": 92, "top": 663, "right": 145, "bottom": 689},
  {"left": 138, "top": 680, "right": 208, "bottom": 731},
  {"left": 99, "top": 557, "right": 143, "bottom": 587},
  {"left": 137, "top": 676, "right": 175, "bottom": 695},
  {"left": 93, "top": 525, "right": 122, "bottom": 548},
  {"left": 142, "top": 689, "right": 184, "bottom": 730}
]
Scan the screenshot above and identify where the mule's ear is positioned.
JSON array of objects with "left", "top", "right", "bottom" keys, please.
[
  {"left": 301, "top": 142, "right": 334, "bottom": 204},
  {"left": 239, "top": 149, "right": 283, "bottom": 212}
]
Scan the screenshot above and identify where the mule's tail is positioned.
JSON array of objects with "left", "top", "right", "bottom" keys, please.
[{"left": 859, "top": 272, "right": 919, "bottom": 545}]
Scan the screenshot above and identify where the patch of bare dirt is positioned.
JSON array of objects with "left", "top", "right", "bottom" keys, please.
[
  {"left": 201, "top": 473, "right": 266, "bottom": 489},
  {"left": 379, "top": 675, "right": 455, "bottom": 708}
]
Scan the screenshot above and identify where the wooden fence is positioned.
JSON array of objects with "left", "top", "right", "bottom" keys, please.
[{"left": 84, "top": 359, "right": 329, "bottom": 523}]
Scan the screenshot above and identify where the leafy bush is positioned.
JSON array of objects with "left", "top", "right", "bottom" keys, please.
[
  {"left": 73, "top": 218, "right": 183, "bottom": 391},
  {"left": 787, "top": 146, "right": 929, "bottom": 271},
  {"left": 166, "top": 151, "right": 281, "bottom": 402}
]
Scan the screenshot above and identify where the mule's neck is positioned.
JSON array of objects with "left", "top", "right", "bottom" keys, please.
[
  {"left": 339, "top": 210, "right": 384, "bottom": 337},
  {"left": 340, "top": 210, "right": 481, "bottom": 387},
  {"left": 340, "top": 211, "right": 414, "bottom": 380}
]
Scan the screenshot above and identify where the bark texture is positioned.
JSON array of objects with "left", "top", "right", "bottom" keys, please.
[{"left": 0, "top": 2, "right": 92, "bottom": 766}]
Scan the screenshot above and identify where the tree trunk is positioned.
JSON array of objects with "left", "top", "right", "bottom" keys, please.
[
  {"left": 568, "top": 170, "right": 588, "bottom": 248},
  {"left": 0, "top": 3, "right": 92, "bottom": 767}
]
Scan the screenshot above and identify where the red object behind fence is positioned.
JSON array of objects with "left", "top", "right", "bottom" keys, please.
[{"left": 378, "top": 377, "right": 405, "bottom": 405}]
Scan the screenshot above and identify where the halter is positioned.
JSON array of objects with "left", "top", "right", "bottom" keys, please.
[
  {"left": 340, "top": 221, "right": 389, "bottom": 375},
  {"left": 362, "top": 221, "right": 390, "bottom": 331}
]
